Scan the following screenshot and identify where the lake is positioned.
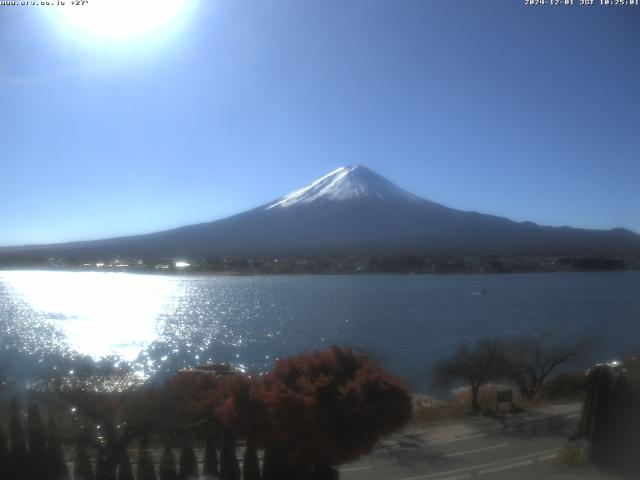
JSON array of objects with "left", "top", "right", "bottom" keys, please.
[{"left": 1, "top": 270, "right": 639, "bottom": 392}]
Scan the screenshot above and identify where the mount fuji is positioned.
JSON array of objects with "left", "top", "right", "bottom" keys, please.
[{"left": 3, "top": 165, "right": 640, "bottom": 259}]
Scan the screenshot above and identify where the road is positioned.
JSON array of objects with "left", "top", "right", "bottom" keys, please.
[{"left": 338, "top": 403, "right": 604, "bottom": 480}]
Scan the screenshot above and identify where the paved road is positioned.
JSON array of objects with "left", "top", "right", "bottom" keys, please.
[{"left": 338, "top": 404, "right": 598, "bottom": 480}]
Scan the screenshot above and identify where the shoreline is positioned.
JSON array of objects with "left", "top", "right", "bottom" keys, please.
[{"left": 1, "top": 266, "right": 638, "bottom": 277}]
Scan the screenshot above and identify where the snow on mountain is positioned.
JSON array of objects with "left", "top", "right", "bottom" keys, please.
[{"left": 266, "top": 165, "right": 421, "bottom": 209}]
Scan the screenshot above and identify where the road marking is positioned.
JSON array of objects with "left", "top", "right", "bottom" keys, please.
[
  {"left": 397, "top": 448, "right": 559, "bottom": 480},
  {"left": 444, "top": 443, "right": 509, "bottom": 457},
  {"left": 373, "top": 433, "right": 492, "bottom": 452},
  {"left": 424, "top": 433, "right": 491, "bottom": 446},
  {"left": 537, "top": 453, "right": 558, "bottom": 461},
  {"left": 477, "top": 459, "right": 533, "bottom": 475},
  {"left": 338, "top": 465, "right": 373, "bottom": 472}
]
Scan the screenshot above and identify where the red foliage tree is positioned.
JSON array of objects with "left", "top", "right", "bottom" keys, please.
[
  {"left": 162, "top": 373, "right": 221, "bottom": 428},
  {"left": 258, "top": 347, "right": 411, "bottom": 469},
  {"left": 214, "top": 375, "right": 272, "bottom": 445},
  {"left": 214, "top": 376, "right": 268, "bottom": 480},
  {"left": 174, "top": 348, "right": 411, "bottom": 476}
]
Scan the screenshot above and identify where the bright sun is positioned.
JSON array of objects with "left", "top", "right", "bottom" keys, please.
[{"left": 56, "top": 0, "right": 196, "bottom": 41}]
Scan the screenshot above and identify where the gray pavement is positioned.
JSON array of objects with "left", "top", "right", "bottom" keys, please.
[{"left": 338, "top": 403, "right": 610, "bottom": 480}]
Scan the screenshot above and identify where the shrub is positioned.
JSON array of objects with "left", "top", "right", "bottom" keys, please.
[
  {"left": 536, "top": 372, "right": 586, "bottom": 403},
  {"left": 556, "top": 443, "right": 589, "bottom": 469},
  {"left": 411, "top": 394, "right": 465, "bottom": 423}
]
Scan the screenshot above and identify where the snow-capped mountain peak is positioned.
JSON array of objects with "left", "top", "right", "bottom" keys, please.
[{"left": 266, "top": 165, "right": 421, "bottom": 209}]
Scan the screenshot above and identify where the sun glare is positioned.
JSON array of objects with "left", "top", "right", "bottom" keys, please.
[
  {"left": 2, "top": 271, "right": 183, "bottom": 360},
  {"left": 55, "top": 0, "right": 196, "bottom": 41}
]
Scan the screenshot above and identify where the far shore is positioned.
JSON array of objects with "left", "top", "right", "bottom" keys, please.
[
  {"left": 2, "top": 251, "right": 639, "bottom": 277},
  {"left": 1, "top": 264, "right": 638, "bottom": 277}
]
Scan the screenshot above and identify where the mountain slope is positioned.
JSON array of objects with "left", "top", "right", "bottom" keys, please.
[{"left": 2, "top": 165, "right": 640, "bottom": 259}]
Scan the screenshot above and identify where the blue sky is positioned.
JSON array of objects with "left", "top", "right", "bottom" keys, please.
[{"left": 1, "top": 0, "right": 639, "bottom": 246}]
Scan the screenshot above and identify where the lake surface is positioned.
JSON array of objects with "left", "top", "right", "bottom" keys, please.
[{"left": 1, "top": 270, "right": 639, "bottom": 391}]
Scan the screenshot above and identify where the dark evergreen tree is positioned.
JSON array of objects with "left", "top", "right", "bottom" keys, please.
[
  {"left": 136, "top": 440, "right": 157, "bottom": 480},
  {"left": 95, "top": 450, "right": 106, "bottom": 480},
  {"left": 242, "top": 442, "right": 260, "bottom": 480},
  {"left": 158, "top": 446, "right": 178, "bottom": 480},
  {"left": 258, "top": 450, "right": 296, "bottom": 480},
  {"left": 312, "top": 465, "right": 339, "bottom": 480},
  {"left": 27, "top": 403, "right": 47, "bottom": 480},
  {"left": 95, "top": 449, "right": 116, "bottom": 480},
  {"left": 46, "top": 415, "right": 70, "bottom": 480},
  {"left": 219, "top": 427, "right": 240, "bottom": 480},
  {"left": 178, "top": 440, "right": 198, "bottom": 480},
  {"left": 260, "top": 449, "right": 277, "bottom": 480},
  {"left": 116, "top": 451, "right": 134, "bottom": 480},
  {"left": 0, "top": 424, "right": 10, "bottom": 478},
  {"left": 202, "top": 429, "right": 219, "bottom": 479},
  {"left": 74, "top": 443, "right": 95, "bottom": 480},
  {"left": 10, "top": 398, "right": 29, "bottom": 480}
]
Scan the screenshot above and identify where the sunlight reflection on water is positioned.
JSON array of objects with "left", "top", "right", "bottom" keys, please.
[
  {"left": 1, "top": 270, "right": 639, "bottom": 391},
  {"left": 0, "top": 270, "right": 183, "bottom": 360}
]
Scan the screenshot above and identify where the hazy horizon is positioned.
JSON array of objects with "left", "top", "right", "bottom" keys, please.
[{"left": 2, "top": 163, "right": 640, "bottom": 249}]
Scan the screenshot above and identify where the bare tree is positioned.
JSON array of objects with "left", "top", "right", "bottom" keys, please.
[
  {"left": 501, "top": 334, "right": 593, "bottom": 401},
  {"left": 50, "top": 358, "right": 165, "bottom": 479},
  {"left": 433, "top": 340, "right": 505, "bottom": 414}
]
